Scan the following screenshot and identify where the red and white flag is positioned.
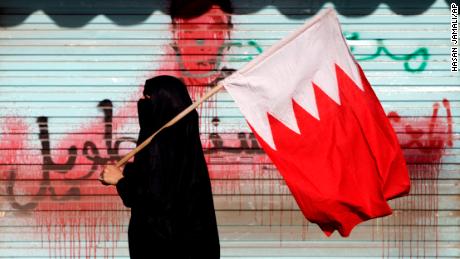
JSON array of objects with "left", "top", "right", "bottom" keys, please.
[{"left": 220, "top": 8, "right": 410, "bottom": 237}]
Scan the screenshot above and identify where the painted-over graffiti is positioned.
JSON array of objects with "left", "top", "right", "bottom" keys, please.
[
  {"left": 6, "top": 100, "right": 137, "bottom": 210},
  {"left": 4, "top": 99, "right": 453, "bottom": 210},
  {"left": 2, "top": 96, "right": 453, "bottom": 257}
]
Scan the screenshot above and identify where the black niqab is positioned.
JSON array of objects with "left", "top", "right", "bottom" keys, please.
[{"left": 116, "top": 75, "right": 220, "bottom": 259}]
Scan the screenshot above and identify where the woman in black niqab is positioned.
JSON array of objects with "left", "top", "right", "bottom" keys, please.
[{"left": 105, "top": 75, "right": 220, "bottom": 258}]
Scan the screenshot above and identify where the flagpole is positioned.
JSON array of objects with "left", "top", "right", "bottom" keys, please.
[{"left": 115, "top": 82, "right": 225, "bottom": 168}]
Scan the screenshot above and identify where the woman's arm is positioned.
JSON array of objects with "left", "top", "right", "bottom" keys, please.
[
  {"left": 114, "top": 162, "right": 148, "bottom": 208},
  {"left": 114, "top": 163, "right": 135, "bottom": 207},
  {"left": 115, "top": 160, "right": 163, "bottom": 209},
  {"left": 99, "top": 162, "right": 146, "bottom": 208}
]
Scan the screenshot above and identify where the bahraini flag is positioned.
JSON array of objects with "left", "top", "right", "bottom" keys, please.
[{"left": 219, "top": 8, "right": 410, "bottom": 237}]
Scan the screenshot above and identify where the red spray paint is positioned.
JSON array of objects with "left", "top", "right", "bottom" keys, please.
[{"left": 381, "top": 99, "right": 453, "bottom": 258}]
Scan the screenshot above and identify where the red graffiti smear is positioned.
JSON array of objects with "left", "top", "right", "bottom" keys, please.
[
  {"left": 382, "top": 99, "right": 453, "bottom": 258},
  {"left": 0, "top": 117, "right": 42, "bottom": 205},
  {"left": 154, "top": 5, "right": 233, "bottom": 138},
  {"left": 1, "top": 96, "right": 455, "bottom": 257},
  {"left": 0, "top": 117, "right": 29, "bottom": 165},
  {"left": 0, "top": 91, "right": 139, "bottom": 258},
  {"left": 26, "top": 98, "right": 139, "bottom": 257},
  {"left": 166, "top": 5, "right": 232, "bottom": 100},
  {"left": 389, "top": 99, "right": 453, "bottom": 164}
]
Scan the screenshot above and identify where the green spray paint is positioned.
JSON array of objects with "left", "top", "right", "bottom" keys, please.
[
  {"left": 345, "top": 32, "right": 430, "bottom": 73},
  {"left": 227, "top": 40, "right": 264, "bottom": 62}
]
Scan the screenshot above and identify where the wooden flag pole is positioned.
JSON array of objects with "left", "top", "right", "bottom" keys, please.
[{"left": 115, "top": 82, "right": 225, "bottom": 168}]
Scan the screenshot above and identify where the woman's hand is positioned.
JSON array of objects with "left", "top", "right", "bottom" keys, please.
[{"left": 99, "top": 165, "right": 123, "bottom": 185}]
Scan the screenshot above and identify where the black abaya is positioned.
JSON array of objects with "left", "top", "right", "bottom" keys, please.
[{"left": 116, "top": 75, "right": 220, "bottom": 258}]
